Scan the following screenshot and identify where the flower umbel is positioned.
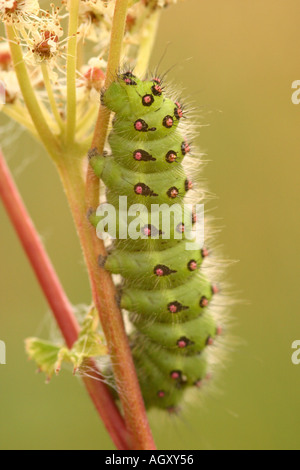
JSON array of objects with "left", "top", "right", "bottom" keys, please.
[{"left": 0, "top": 0, "right": 39, "bottom": 24}]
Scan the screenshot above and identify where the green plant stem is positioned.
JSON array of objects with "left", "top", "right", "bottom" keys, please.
[
  {"left": 92, "top": 0, "right": 130, "bottom": 150},
  {"left": 84, "top": 0, "right": 157, "bottom": 450},
  {"left": 135, "top": 10, "right": 161, "bottom": 76},
  {"left": 2, "top": 105, "right": 39, "bottom": 139},
  {"left": 5, "top": 26, "right": 60, "bottom": 157},
  {"left": 41, "top": 63, "right": 65, "bottom": 132},
  {"left": 0, "top": 149, "right": 129, "bottom": 450},
  {"left": 76, "top": 103, "right": 98, "bottom": 141},
  {"left": 66, "top": 0, "right": 80, "bottom": 143},
  {"left": 76, "top": 36, "right": 84, "bottom": 71}
]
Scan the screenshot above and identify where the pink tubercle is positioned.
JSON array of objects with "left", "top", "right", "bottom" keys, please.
[
  {"left": 171, "top": 371, "right": 180, "bottom": 380},
  {"left": 169, "top": 304, "right": 178, "bottom": 313},
  {"left": 189, "top": 261, "right": 197, "bottom": 271},
  {"left": 184, "top": 141, "right": 191, "bottom": 154},
  {"left": 135, "top": 121, "right": 143, "bottom": 131},
  {"left": 155, "top": 268, "right": 164, "bottom": 277},
  {"left": 212, "top": 284, "right": 219, "bottom": 295},
  {"left": 175, "top": 102, "right": 184, "bottom": 118},
  {"left": 169, "top": 154, "right": 176, "bottom": 162},
  {"left": 135, "top": 185, "right": 143, "bottom": 194},
  {"left": 200, "top": 296, "right": 209, "bottom": 308},
  {"left": 165, "top": 117, "right": 173, "bottom": 127},
  {"left": 153, "top": 84, "right": 163, "bottom": 94},
  {"left": 134, "top": 152, "right": 142, "bottom": 161}
]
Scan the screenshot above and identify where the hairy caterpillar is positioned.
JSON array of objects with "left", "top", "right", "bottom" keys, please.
[{"left": 89, "top": 72, "right": 222, "bottom": 411}]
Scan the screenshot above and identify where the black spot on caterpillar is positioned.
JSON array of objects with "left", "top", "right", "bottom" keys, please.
[{"left": 89, "top": 72, "right": 222, "bottom": 410}]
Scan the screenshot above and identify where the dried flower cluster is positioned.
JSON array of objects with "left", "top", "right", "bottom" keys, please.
[{"left": 0, "top": 0, "right": 184, "bottom": 143}]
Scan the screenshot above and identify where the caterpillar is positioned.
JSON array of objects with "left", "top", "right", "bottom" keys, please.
[{"left": 89, "top": 72, "right": 222, "bottom": 411}]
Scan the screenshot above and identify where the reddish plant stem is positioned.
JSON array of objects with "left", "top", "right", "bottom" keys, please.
[
  {"left": 0, "top": 150, "right": 129, "bottom": 450},
  {"left": 0, "top": 154, "right": 78, "bottom": 346},
  {"left": 81, "top": 364, "right": 129, "bottom": 450},
  {"left": 59, "top": 155, "right": 155, "bottom": 449}
]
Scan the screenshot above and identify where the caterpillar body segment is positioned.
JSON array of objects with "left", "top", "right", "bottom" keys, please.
[
  {"left": 136, "top": 339, "right": 209, "bottom": 385},
  {"left": 121, "top": 274, "right": 214, "bottom": 319},
  {"left": 90, "top": 155, "right": 190, "bottom": 208},
  {"left": 104, "top": 241, "right": 206, "bottom": 289},
  {"left": 90, "top": 72, "right": 220, "bottom": 410},
  {"left": 89, "top": 202, "right": 194, "bottom": 252},
  {"left": 108, "top": 132, "right": 187, "bottom": 172},
  {"left": 132, "top": 311, "right": 217, "bottom": 353}
]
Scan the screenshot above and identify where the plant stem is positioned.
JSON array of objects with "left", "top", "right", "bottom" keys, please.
[
  {"left": 55, "top": 152, "right": 147, "bottom": 449},
  {"left": 2, "top": 105, "right": 39, "bottom": 139},
  {"left": 0, "top": 149, "right": 130, "bottom": 450},
  {"left": 76, "top": 36, "right": 84, "bottom": 71},
  {"left": 41, "top": 62, "right": 65, "bottom": 132},
  {"left": 76, "top": 103, "right": 98, "bottom": 141},
  {"left": 84, "top": 0, "right": 156, "bottom": 450},
  {"left": 60, "top": 155, "right": 155, "bottom": 450},
  {"left": 92, "top": 0, "right": 130, "bottom": 150},
  {"left": 0, "top": 153, "right": 79, "bottom": 346},
  {"left": 81, "top": 364, "right": 129, "bottom": 449},
  {"left": 135, "top": 10, "right": 161, "bottom": 77},
  {"left": 5, "top": 26, "right": 60, "bottom": 157},
  {"left": 66, "top": 0, "right": 80, "bottom": 144}
]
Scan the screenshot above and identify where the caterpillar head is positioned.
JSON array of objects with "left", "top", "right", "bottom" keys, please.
[{"left": 102, "top": 72, "right": 164, "bottom": 118}]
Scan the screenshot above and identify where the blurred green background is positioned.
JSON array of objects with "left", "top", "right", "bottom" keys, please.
[{"left": 1, "top": 0, "right": 300, "bottom": 450}]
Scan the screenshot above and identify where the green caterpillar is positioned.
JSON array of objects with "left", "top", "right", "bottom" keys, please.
[{"left": 89, "top": 72, "right": 221, "bottom": 411}]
